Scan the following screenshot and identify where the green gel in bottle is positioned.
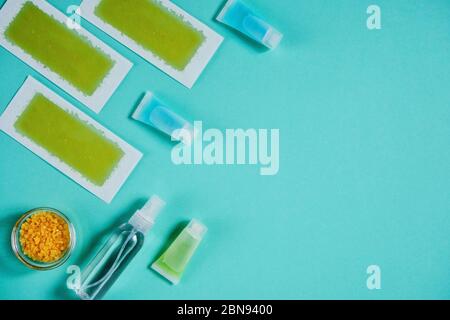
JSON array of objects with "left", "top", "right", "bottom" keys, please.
[{"left": 152, "top": 220, "right": 207, "bottom": 284}]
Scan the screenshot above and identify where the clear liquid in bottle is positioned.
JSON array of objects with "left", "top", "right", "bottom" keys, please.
[{"left": 74, "top": 195, "right": 165, "bottom": 300}]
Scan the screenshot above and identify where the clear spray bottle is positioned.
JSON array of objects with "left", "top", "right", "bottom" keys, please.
[{"left": 75, "top": 195, "right": 165, "bottom": 300}]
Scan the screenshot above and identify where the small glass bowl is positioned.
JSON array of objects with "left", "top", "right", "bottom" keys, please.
[{"left": 11, "top": 207, "right": 76, "bottom": 270}]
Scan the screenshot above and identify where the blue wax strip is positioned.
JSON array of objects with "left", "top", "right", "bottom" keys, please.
[
  {"left": 132, "top": 92, "right": 195, "bottom": 144},
  {"left": 216, "top": 0, "right": 283, "bottom": 49}
]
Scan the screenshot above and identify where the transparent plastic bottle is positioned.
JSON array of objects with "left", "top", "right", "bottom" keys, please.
[{"left": 75, "top": 195, "right": 165, "bottom": 300}]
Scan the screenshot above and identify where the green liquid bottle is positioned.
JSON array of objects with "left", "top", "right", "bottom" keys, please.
[{"left": 152, "top": 220, "right": 207, "bottom": 284}]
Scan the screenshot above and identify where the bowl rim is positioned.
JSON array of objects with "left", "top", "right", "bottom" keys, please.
[{"left": 11, "top": 207, "right": 76, "bottom": 271}]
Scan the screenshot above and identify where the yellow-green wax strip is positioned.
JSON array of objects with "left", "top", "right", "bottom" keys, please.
[
  {"left": 94, "top": 0, "right": 205, "bottom": 71},
  {"left": 14, "top": 94, "right": 124, "bottom": 186},
  {"left": 5, "top": 1, "right": 114, "bottom": 95},
  {"left": 152, "top": 220, "right": 207, "bottom": 284}
]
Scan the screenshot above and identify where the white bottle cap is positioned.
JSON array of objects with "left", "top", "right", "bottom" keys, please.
[
  {"left": 129, "top": 195, "right": 166, "bottom": 234},
  {"left": 186, "top": 219, "right": 208, "bottom": 240},
  {"left": 263, "top": 27, "right": 283, "bottom": 49}
]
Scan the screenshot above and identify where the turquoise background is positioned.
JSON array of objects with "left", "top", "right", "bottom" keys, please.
[{"left": 0, "top": 0, "right": 449, "bottom": 300}]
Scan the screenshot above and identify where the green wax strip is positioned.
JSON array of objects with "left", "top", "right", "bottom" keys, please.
[
  {"left": 95, "top": 0, "right": 205, "bottom": 71},
  {"left": 152, "top": 220, "right": 207, "bottom": 284},
  {"left": 14, "top": 94, "right": 124, "bottom": 186},
  {"left": 5, "top": 1, "right": 114, "bottom": 95}
]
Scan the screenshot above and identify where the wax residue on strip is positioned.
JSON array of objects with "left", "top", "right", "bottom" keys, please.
[
  {"left": 5, "top": 1, "right": 115, "bottom": 95},
  {"left": 14, "top": 94, "right": 124, "bottom": 186},
  {"left": 95, "top": 0, "right": 205, "bottom": 71}
]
